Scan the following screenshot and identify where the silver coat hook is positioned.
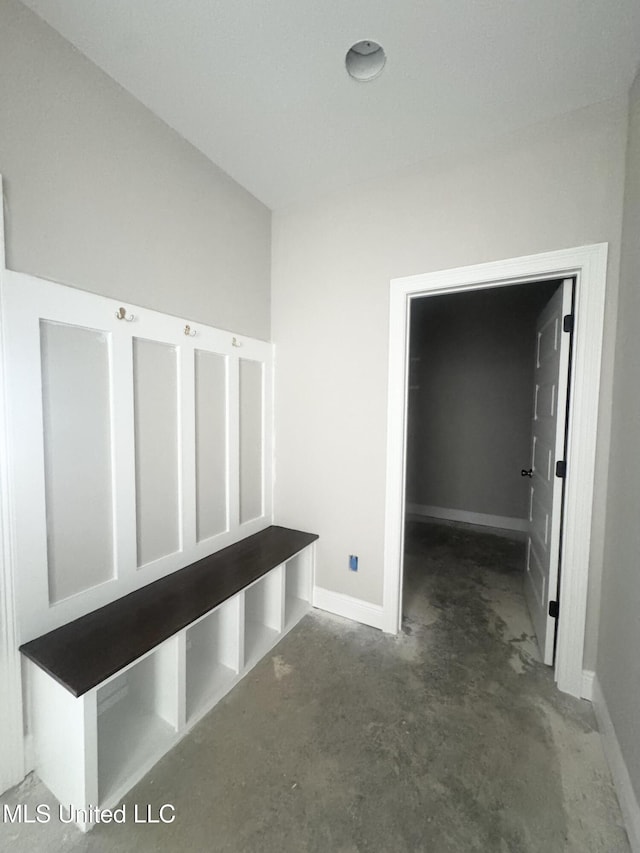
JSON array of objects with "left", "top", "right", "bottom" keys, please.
[
  {"left": 184, "top": 325, "right": 196, "bottom": 337},
  {"left": 115, "top": 306, "right": 134, "bottom": 322},
  {"left": 232, "top": 337, "right": 242, "bottom": 347}
]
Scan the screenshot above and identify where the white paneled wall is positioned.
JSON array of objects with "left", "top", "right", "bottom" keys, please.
[
  {"left": 239, "top": 357, "right": 265, "bottom": 524},
  {"left": 133, "top": 337, "right": 181, "bottom": 567},
  {"left": 194, "top": 350, "right": 228, "bottom": 541},
  {"left": 2, "top": 271, "right": 273, "bottom": 642},
  {"left": 40, "top": 320, "right": 115, "bottom": 602}
]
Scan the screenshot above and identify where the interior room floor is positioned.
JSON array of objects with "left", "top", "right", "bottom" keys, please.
[{"left": 1, "top": 520, "right": 629, "bottom": 852}]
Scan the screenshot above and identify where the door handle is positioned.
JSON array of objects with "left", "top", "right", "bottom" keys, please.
[{"left": 521, "top": 468, "right": 533, "bottom": 478}]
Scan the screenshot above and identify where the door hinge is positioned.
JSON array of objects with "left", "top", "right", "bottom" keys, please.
[
  {"left": 563, "top": 314, "right": 574, "bottom": 333},
  {"left": 549, "top": 600, "right": 559, "bottom": 619},
  {"left": 555, "top": 460, "right": 567, "bottom": 478}
]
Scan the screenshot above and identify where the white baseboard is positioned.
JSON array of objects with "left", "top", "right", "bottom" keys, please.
[
  {"left": 406, "top": 503, "right": 528, "bottom": 533},
  {"left": 592, "top": 675, "right": 640, "bottom": 852},
  {"left": 313, "top": 587, "right": 385, "bottom": 631},
  {"left": 581, "top": 669, "right": 595, "bottom": 701}
]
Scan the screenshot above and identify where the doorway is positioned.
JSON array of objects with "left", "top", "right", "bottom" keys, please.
[
  {"left": 403, "top": 278, "right": 571, "bottom": 664},
  {"left": 383, "top": 244, "right": 608, "bottom": 697}
]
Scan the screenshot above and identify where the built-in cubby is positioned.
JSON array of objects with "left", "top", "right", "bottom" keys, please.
[
  {"left": 21, "top": 527, "right": 317, "bottom": 832},
  {"left": 186, "top": 598, "right": 241, "bottom": 725},
  {"left": 243, "top": 569, "right": 283, "bottom": 666},
  {"left": 97, "top": 640, "right": 180, "bottom": 806}
]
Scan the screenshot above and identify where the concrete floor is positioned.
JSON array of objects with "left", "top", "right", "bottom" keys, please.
[{"left": 1, "top": 520, "right": 630, "bottom": 852}]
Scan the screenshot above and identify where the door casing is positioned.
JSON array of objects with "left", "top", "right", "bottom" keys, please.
[{"left": 383, "top": 244, "right": 608, "bottom": 698}]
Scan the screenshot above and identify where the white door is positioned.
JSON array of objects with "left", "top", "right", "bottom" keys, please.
[{"left": 524, "top": 278, "right": 573, "bottom": 665}]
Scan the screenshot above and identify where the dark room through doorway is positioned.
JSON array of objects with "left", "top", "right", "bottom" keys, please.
[{"left": 403, "top": 277, "right": 574, "bottom": 666}]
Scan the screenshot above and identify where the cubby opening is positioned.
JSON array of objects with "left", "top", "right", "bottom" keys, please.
[
  {"left": 97, "top": 642, "right": 178, "bottom": 805},
  {"left": 284, "top": 550, "right": 312, "bottom": 630},
  {"left": 243, "top": 571, "right": 282, "bottom": 666},
  {"left": 186, "top": 599, "right": 240, "bottom": 724}
]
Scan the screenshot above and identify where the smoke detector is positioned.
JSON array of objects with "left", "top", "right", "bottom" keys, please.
[{"left": 345, "top": 40, "right": 386, "bottom": 82}]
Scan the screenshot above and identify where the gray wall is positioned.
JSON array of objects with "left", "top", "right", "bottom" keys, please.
[
  {"left": 597, "top": 69, "right": 640, "bottom": 803},
  {"left": 272, "top": 97, "right": 627, "bottom": 676},
  {"left": 406, "top": 282, "right": 560, "bottom": 521},
  {"left": 0, "top": 0, "right": 271, "bottom": 339}
]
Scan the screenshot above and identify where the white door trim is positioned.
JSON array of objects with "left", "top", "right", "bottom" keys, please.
[
  {"left": 0, "top": 175, "right": 25, "bottom": 792},
  {"left": 383, "top": 243, "right": 608, "bottom": 697}
]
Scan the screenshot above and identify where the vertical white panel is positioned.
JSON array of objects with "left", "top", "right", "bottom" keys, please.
[
  {"left": 218, "top": 597, "right": 242, "bottom": 672},
  {"left": 239, "top": 358, "right": 263, "bottom": 524},
  {"left": 133, "top": 339, "right": 180, "bottom": 567},
  {"left": 265, "top": 565, "right": 284, "bottom": 633},
  {"left": 28, "top": 661, "right": 98, "bottom": 816},
  {"left": 180, "top": 345, "right": 196, "bottom": 555},
  {"left": 227, "top": 357, "right": 240, "bottom": 531},
  {"left": 110, "top": 327, "right": 137, "bottom": 585},
  {"left": 151, "top": 639, "right": 181, "bottom": 729},
  {"left": 40, "top": 321, "right": 114, "bottom": 602},
  {"left": 194, "top": 350, "right": 228, "bottom": 541},
  {"left": 176, "top": 632, "right": 187, "bottom": 732}
]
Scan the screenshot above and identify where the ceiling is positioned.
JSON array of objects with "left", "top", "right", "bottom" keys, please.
[{"left": 20, "top": 0, "right": 640, "bottom": 210}]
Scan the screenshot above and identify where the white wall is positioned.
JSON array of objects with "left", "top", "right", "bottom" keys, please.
[
  {"left": 0, "top": 0, "right": 271, "bottom": 339},
  {"left": 272, "top": 98, "right": 627, "bottom": 670},
  {"left": 407, "top": 283, "right": 559, "bottom": 522},
  {"left": 597, "top": 70, "right": 640, "bottom": 809}
]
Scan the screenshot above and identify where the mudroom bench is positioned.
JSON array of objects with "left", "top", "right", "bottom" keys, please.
[{"left": 19, "top": 525, "right": 318, "bottom": 831}]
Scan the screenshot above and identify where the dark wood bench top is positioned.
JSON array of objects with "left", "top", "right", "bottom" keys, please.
[{"left": 20, "top": 525, "right": 318, "bottom": 698}]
